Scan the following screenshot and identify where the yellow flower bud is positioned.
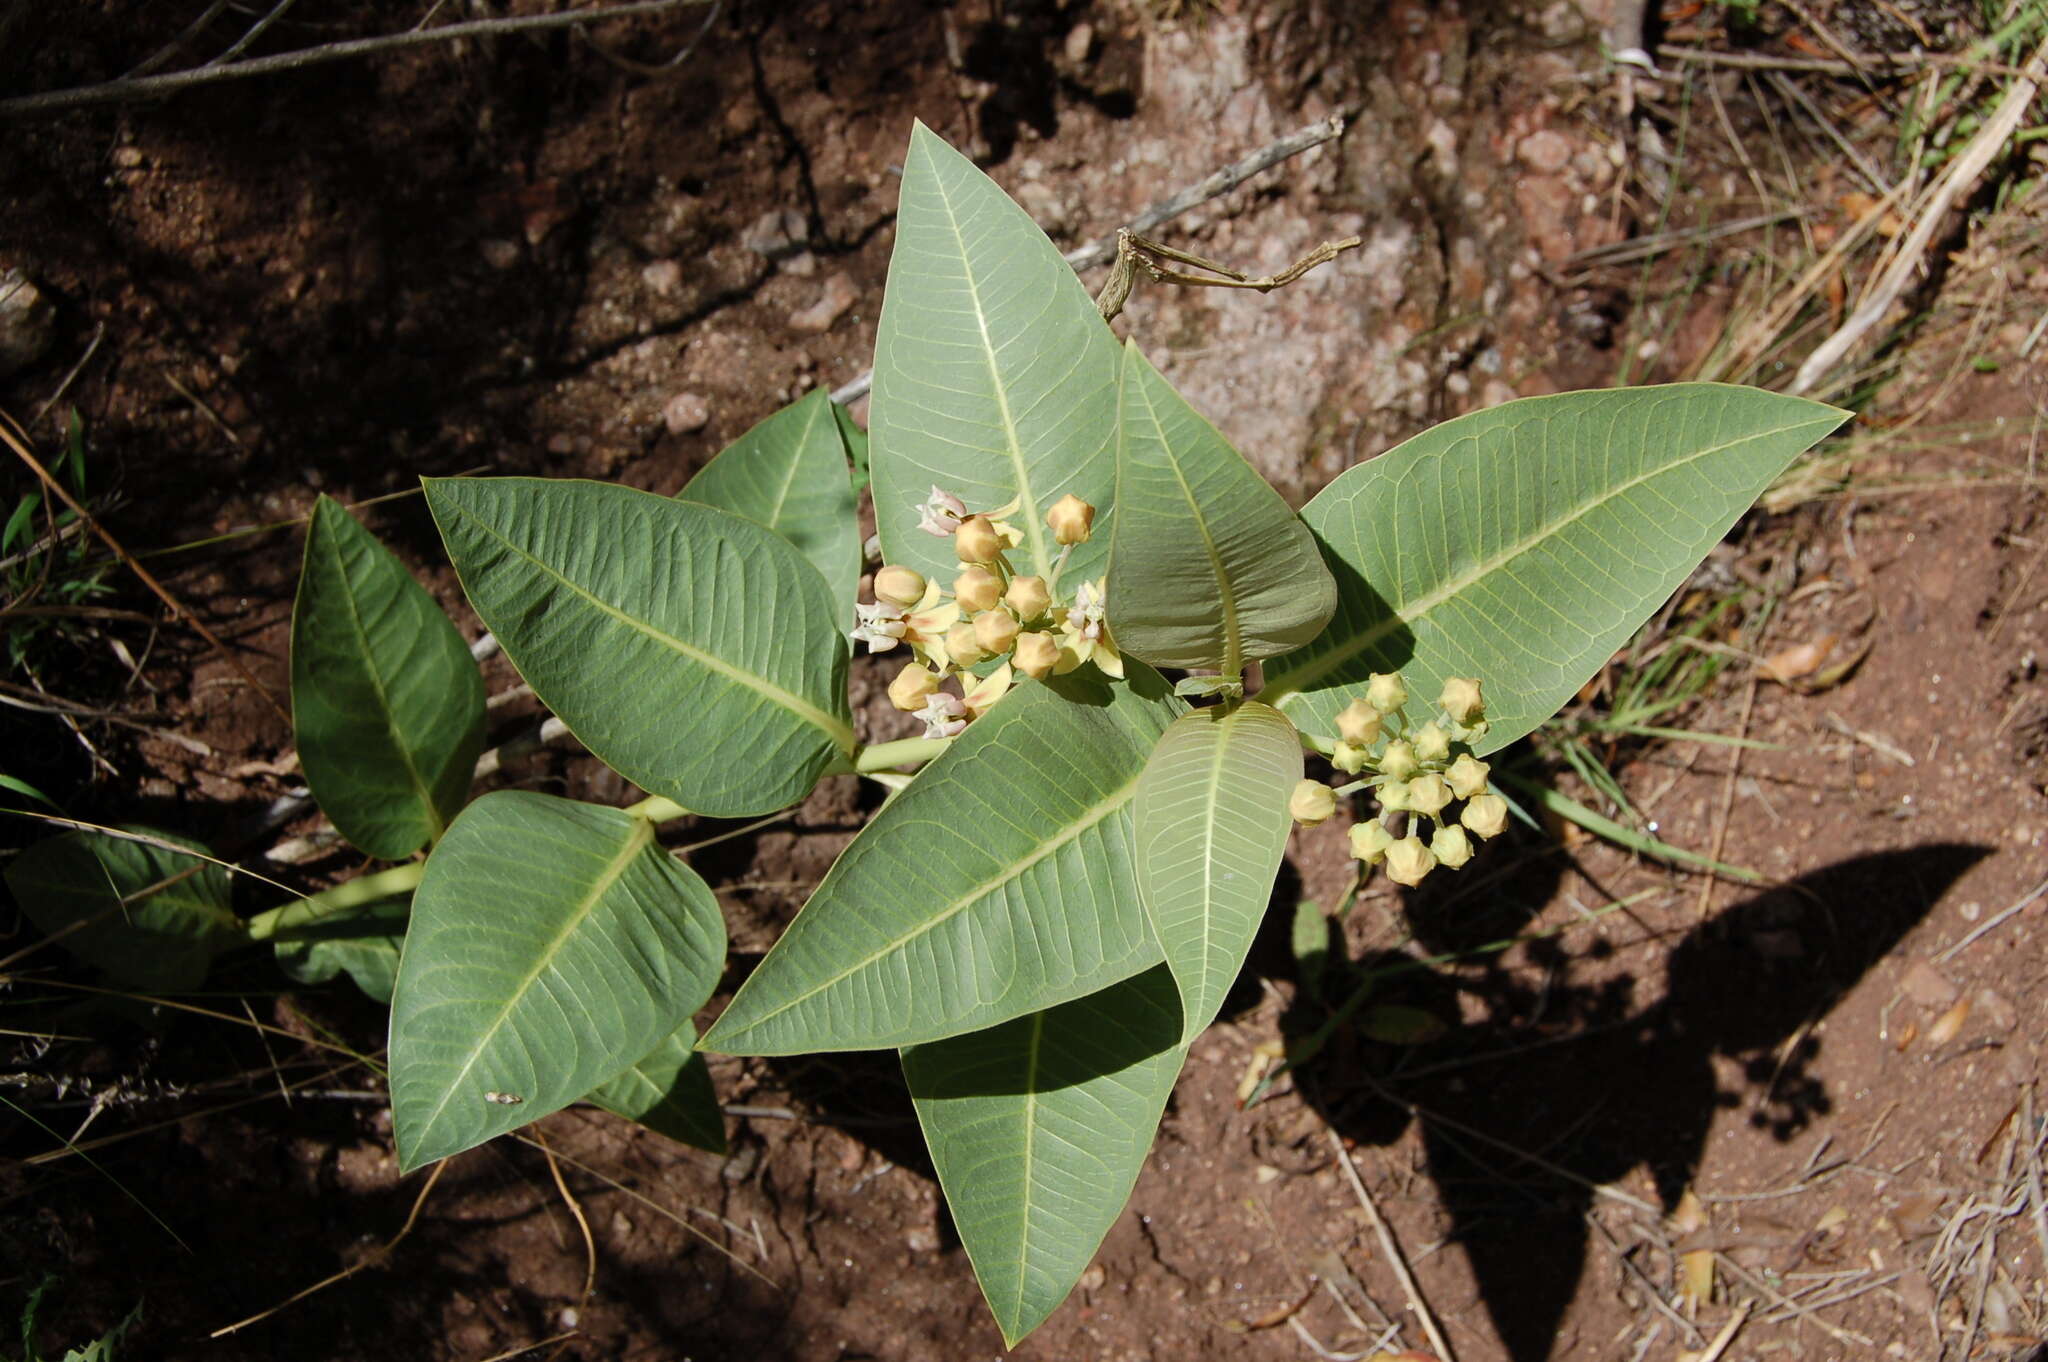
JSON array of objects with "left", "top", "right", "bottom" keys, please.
[
  {"left": 1288, "top": 780, "right": 1336, "bottom": 826},
  {"left": 1384, "top": 835, "right": 1437, "bottom": 887},
  {"left": 1046, "top": 494, "right": 1095, "bottom": 545},
  {"left": 1377, "top": 779, "right": 1412, "bottom": 814},
  {"left": 1336, "top": 698, "right": 1382, "bottom": 746},
  {"left": 1439, "top": 676, "right": 1485, "bottom": 725},
  {"left": 1003, "top": 574, "right": 1052, "bottom": 620},
  {"left": 945, "top": 620, "right": 989, "bottom": 667},
  {"left": 973, "top": 608, "right": 1020, "bottom": 656},
  {"left": 1461, "top": 793, "right": 1509, "bottom": 840},
  {"left": 1379, "top": 739, "right": 1419, "bottom": 781},
  {"left": 1366, "top": 671, "right": 1408, "bottom": 713},
  {"left": 955, "top": 514, "right": 1004, "bottom": 563},
  {"left": 1332, "top": 741, "right": 1370, "bottom": 775},
  {"left": 1407, "top": 773, "right": 1452, "bottom": 818},
  {"left": 1013, "top": 629, "right": 1059, "bottom": 679},
  {"left": 887, "top": 664, "right": 941, "bottom": 712},
  {"left": 1445, "top": 753, "right": 1490, "bottom": 800},
  {"left": 1430, "top": 825, "right": 1474, "bottom": 869},
  {"left": 1412, "top": 721, "right": 1451, "bottom": 764},
  {"left": 953, "top": 565, "right": 1003, "bottom": 614},
  {"left": 872, "top": 565, "right": 927, "bottom": 608},
  {"left": 1348, "top": 821, "right": 1395, "bottom": 864}
]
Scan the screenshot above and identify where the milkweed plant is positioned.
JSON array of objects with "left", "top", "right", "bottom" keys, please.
[{"left": 5, "top": 124, "right": 1848, "bottom": 1344}]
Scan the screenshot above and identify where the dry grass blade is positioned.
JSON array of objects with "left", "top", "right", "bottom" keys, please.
[
  {"left": 532, "top": 1129, "right": 595, "bottom": 1362},
  {"left": 1328, "top": 1129, "right": 1457, "bottom": 1362}
]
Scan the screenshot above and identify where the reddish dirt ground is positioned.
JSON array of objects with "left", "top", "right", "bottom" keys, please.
[{"left": 2, "top": 3, "right": 2045, "bottom": 1361}]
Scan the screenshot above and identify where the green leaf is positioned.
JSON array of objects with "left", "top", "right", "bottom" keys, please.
[
  {"left": 1108, "top": 342, "right": 1336, "bottom": 673},
  {"left": 702, "top": 666, "right": 1182, "bottom": 1056},
  {"left": 389, "top": 791, "right": 726, "bottom": 1171},
  {"left": 680, "top": 389, "right": 861, "bottom": 617},
  {"left": 273, "top": 896, "right": 409, "bottom": 1004},
  {"left": 902, "top": 965, "right": 1185, "bottom": 1346},
  {"left": 4, "top": 828, "right": 239, "bottom": 991},
  {"left": 1133, "top": 702, "right": 1301, "bottom": 1043},
  {"left": 1360, "top": 1003, "right": 1447, "bottom": 1045},
  {"left": 425, "top": 477, "right": 854, "bottom": 817},
  {"left": 1289, "top": 899, "right": 1330, "bottom": 1001},
  {"left": 293, "top": 495, "right": 486, "bottom": 860},
  {"left": 832, "top": 399, "right": 871, "bottom": 495},
  {"left": 869, "top": 122, "right": 1121, "bottom": 586},
  {"left": 0, "top": 770, "right": 57, "bottom": 809},
  {"left": 1262, "top": 385, "right": 1852, "bottom": 753},
  {"left": 584, "top": 1020, "right": 726, "bottom": 1155}
]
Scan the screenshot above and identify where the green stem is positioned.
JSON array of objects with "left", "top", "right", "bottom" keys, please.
[
  {"left": 245, "top": 862, "right": 426, "bottom": 942},
  {"left": 856, "top": 736, "right": 951, "bottom": 771},
  {"left": 624, "top": 795, "right": 694, "bottom": 823}
]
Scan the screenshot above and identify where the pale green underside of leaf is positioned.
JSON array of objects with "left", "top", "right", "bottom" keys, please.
[
  {"left": 273, "top": 895, "right": 409, "bottom": 1004},
  {"left": 426, "top": 477, "right": 853, "bottom": 818},
  {"left": 870, "top": 122, "right": 1121, "bottom": 585},
  {"left": 4, "top": 827, "right": 238, "bottom": 991},
  {"left": 1109, "top": 343, "right": 1336, "bottom": 672},
  {"left": 1133, "top": 703, "right": 1302, "bottom": 1044},
  {"left": 1263, "top": 384, "right": 1851, "bottom": 753},
  {"left": 701, "top": 666, "right": 1182, "bottom": 1056},
  {"left": 902, "top": 965, "right": 1185, "bottom": 1346},
  {"left": 293, "top": 496, "right": 485, "bottom": 861},
  {"left": 680, "top": 388, "right": 861, "bottom": 619},
  {"left": 584, "top": 1020, "right": 726, "bottom": 1155},
  {"left": 389, "top": 792, "right": 726, "bottom": 1171}
]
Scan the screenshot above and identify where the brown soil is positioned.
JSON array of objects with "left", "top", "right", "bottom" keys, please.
[{"left": 3, "top": 3, "right": 2045, "bottom": 1361}]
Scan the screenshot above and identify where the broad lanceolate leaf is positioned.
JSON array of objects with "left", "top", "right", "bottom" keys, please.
[
  {"left": 702, "top": 666, "right": 1181, "bottom": 1056},
  {"left": 870, "top": 122, "right": 1121, "bottom": 586},
  {"left": 679, "top": 388, "right": 861, "bottom": 616},
  {"left": 272, "top": 896, "right": 409, "bottom": 1004},
  {"left": 293, "top": 495, "right": 486, "bottom": 860},
  {"left": 1133, "top": 702, "right": 1301, "bottom": 1043},
  {"left": 902, "top": 966, "right": 1184, "bottom": 1346},
  {"left": 584, "top": 1020, "right": 726, "bottom": 1155},
  {"left": 1109, "top": 343, "right": 1337, "bottom": 673},
  {"left": 1261, "top": 385, "right": 1851, "bottom": 753},
  {"left": 4, "top": 828, "right": 239, "bottom": 991},
  {"left": 389, "top": 792, "right": 726, "bottom": 1171},
  {"left": 426, "top": 478, "right": 854, "bottom": 817}
]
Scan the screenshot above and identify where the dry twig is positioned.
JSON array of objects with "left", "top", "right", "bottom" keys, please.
[{"left": 1328, "top": 1130, "right": 1457, "bottom": 1362}]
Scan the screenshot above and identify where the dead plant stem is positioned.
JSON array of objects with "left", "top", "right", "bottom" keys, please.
[{"left": 1327, "top": 1130, "right": 1457, "bottom": 1362}]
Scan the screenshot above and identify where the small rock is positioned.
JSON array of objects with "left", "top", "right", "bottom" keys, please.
[
  {"left": 663, "top": 392, "right": 711, "bottom": 434},
  {"left": 546, "top": 433, "right": 576, "bottom": 456},
  {"left": 1974, "top": 986, "right": 2017, "bottom": 1035},
  {"left": 781, "top": 249, "right": 818, "bottom": 278},
  {"left": 1064, "top": 21, "right": 1095, "bottom": 64},
  {"left": 0, "top": 269, "right": 55, "bottom": 377},
  {"left": 479, "top": 238, "right": 521, "bottom": 270},
  {"left": 1899, "top": 959, "right": 1958, "bottom": 1008},
  {"left": 905, "top": 1223, "right": 939, "bottom": 1253},
  {"left": 1517, "top": 130, "right": 1574, "bottom": 175},
  {"left": 1079, "top": 1263, "right": 1107, "bottom": 1291},
  {"left": 1015, "top": 180, "right": 1067, "bottom": 234},
  {"left": 790, "top": 272, "right": 857, "bottom": 333},
  {"left": 1481, "top": 379, "right": 1519, "bottom": 409},
  {"left": 741, "top": 207, "right": 807, "bottom": 261},
  {"left": 641, "top": 259, "right": 682, "bottom": 294},
  {"left": 111, "top": 146, "right": 144, "bottom": 169}
]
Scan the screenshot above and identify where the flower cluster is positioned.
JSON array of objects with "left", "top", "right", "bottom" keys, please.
[
  {"left": 1288, "top": 671, "right": 1508, "bottom": 887},
  {"left": 853, "top": 488, "right": 1122, "bottom": 738}
]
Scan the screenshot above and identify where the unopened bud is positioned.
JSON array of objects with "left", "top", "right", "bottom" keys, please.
[
  {"left": 1384, "top": 835, "right": 1437, "bottom": 887},
  {"left": 973, "top": 608, "right": 1020, "bottom": 656},
  {"left": 1439, "top": 676, "right": 1485, "bottom": 725},
  {"left": 887, "top": 664, "right": 941, "bottom": 712},
  {"left": 945, "top": 620, "right": 989, "bottom": 667},
  {"left": 872, "top": 565, "right": 927, "bottom": 608},
  {"left": 1376, "top": 779, "right": 1413, "bottom": 814},
  {"left": 1366, "top": 671, "right": 1408, "bottom": 713},
  {"left": 1046, "top": 494, "right": 1095, "bottom": 545},
  {"left": 955, "top": 515, "right": 1004, "bottom": 563},
  {"left": 954, "top": 566, "right": 1003, "bottom": 614},
  {"left": 1430, "top": 825, "right": 1474, "bottom": 869},
  {"left": 1412, "top": 721, "right": 1451, "bottom": 764},
  {"left": 1332, "top": 741, "right": 1370, "bottom": 774},
  {"left": 1348, "top": 821, "right": 1395, "bottom": 864},
  {"left": 1379, "top": 739, "right": 1419, "bottom": 782},
  {"left": 1407, "top": 773, "right": 1452, "bottom": 818},
  {"left": 1461, "top": 793, "right": 1509, "bottom": 840},
  {"left": 1336, "top": 698, "right": 1382, "bottom": 746},
  {"left": 1445, "top": 753, "right": 1490, "bottom": 800},
  {"left": 1004, "top": 574, "right": 1051, "bottom": 620},
  {"left": 1013, "top": 630, "right": 1059, "bottom": 678},
  {"left": 1289, "top": 780, "right": 1336, "bottom": 826}
]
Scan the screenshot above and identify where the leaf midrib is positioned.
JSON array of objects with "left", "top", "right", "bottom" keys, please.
[
  {"left": 324, "top": 526, "right": 445, "bottom": 842},
  {"left": 1128, "top": 372, "right": 1242, "bottom": 675}
]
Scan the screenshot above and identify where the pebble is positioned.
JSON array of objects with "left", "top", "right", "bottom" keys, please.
[
  {"left": 1898, "top": 959, "right": 1957, "bottom": 1008},
  {"left": 741, "top": 207, "right": 807, "bottom": 260},
  {"left": 479, "top": 238, "right": 520, "bottom": 270},
  {"left": 663, "top": 391, "right": 711, "bottom": 434},
  {"left": 641, "top": 259, "right": 682, "bottom": 294},
  {"left": 0, "top": 268, "right": 54, "bottom": 376},
  {"left": 1064, "top": 21, "right": 1095, "bottom": 64},
  {"left": 1516, "top": 130, "right": 1574, "bottom": 174},
  {"left": 790, "top": 272, "right": 857, "bottom": 333}
]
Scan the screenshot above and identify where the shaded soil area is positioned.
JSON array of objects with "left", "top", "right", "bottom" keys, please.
[{"left": 2, "top": 2, "right": 2046, "bottom": 1360}]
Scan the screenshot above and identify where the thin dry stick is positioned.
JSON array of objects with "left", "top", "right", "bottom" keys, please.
[
  {"left": 1695, "top": 672, "right": 1758, "bottom": 921},
  {"left": 1583, "top": 1214, "right": 1705, "bottom": 1348},
  {"left": 1693, "top": 1301, "right": 1752, "bottom": 1362},
  {"left": 0, "top": 412, "right": 290, "bottom": 724},
  {"left": 0, "top": 0, "right": 706, "bottom": 118},
  {"left": 531, "top": 1130, "right": 595, "bottom": 1362},
  {"left": 1327, "top": 1130, "right": 1457, "bottom": 1362},
  {"left": 1791, "top": 33, "right": 2048, "bottom": 394},
  {"left": 1656, "top": 44, "right": 2036, "bottom": 80},
  {"left": 211, "top": 1160, "right": 448, "bottom": 1336},
  {"left": 830, "top": 113, "right": 1348, "bottom": 405},
  {"left": 1934, "top": 874, "right": 2048, "bottom": 962}
]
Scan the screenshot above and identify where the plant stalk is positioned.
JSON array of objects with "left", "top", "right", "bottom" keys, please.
[{"left": 244, "top": 862, "right": 425, "bottom": 941}]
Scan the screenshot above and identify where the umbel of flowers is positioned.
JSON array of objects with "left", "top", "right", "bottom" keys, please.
[
  {"left": 1289, "top": 671, "right": 1510, "bottom": 887},
  {"left": 852, "top": 486, "right": 1118, "bottom": 739}
]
